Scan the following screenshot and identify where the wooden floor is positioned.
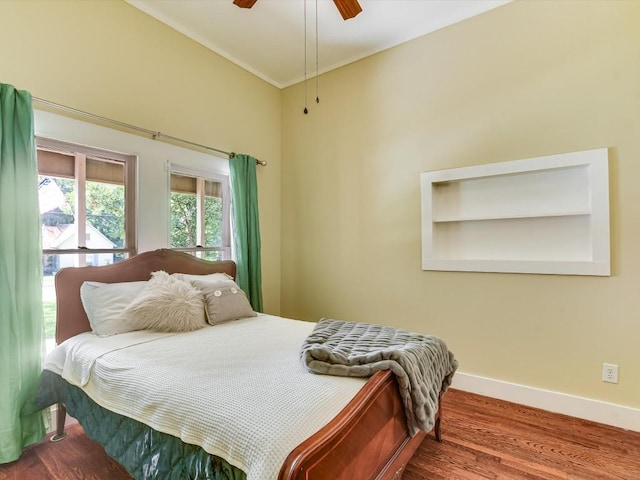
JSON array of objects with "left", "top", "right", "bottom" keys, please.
[
  {"left": 405, "top": 390, "right": 640, "bottom": 480},
  {"left": 1, "top": 389, "right": 639, "bottom": 480}
]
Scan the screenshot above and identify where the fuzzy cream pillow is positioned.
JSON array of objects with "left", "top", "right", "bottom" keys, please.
[{"left": 124, "top": 271, "right": 207, "bottom": 333}]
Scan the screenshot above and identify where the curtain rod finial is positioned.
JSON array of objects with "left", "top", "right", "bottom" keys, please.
[{"left": 229, "top": 152, "right": 266, "bottom": 166}]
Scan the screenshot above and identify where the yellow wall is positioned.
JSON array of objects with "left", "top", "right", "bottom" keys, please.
[
  {"left": 3, "top": 0, "right": 639, "bottom": 409},
  {"left": 1, "top": 0, "right": 282, "bottom": 313},
  {"left": 281, "top": 0, "right": 640, "bottom": 407}
]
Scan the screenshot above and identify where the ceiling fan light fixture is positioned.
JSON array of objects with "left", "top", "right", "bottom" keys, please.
[
  {"left": 231, "top": 0, "right": 362, "bottom": 112},
  {"left": 232, "top": 0, "right": 362, "bottom": 20}
]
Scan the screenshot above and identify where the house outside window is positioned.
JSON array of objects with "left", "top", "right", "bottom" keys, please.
[
  {"left": 37, "top": 137, "right": 137, "bottom": 351},
  {"left": 169, "top": 165, "right": 231, "bottom": 261}
]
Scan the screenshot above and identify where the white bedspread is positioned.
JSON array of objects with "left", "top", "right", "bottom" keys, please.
[{"left": 43, "top": 315, "right": 366, "bottom": 480}]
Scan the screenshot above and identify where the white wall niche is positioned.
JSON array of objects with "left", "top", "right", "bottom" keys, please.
[{"left": 420, "top": 148, "right": 610, "bottom": 276}]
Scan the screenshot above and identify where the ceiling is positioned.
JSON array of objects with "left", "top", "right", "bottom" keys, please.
[{"left": 126, "top": 0, "right": 510, "bottom": 89}]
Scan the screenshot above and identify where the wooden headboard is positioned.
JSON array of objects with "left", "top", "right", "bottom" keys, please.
[{"left": 54, "top": 249, "right": 236, "bottom": 344}]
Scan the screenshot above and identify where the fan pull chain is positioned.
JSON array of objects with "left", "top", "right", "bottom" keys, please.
[
  {"left": 315, "top": 0, "right": 319, "bottom": 104},
  {"left": 303, "top": 0, "right": 308, "bottom": 114}
]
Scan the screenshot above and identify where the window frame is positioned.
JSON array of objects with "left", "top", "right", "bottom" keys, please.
[
  {"left": 37, "top": 136, "right": 138, "bottom": 260},
  {"left": 168, "top": 163, "right": 232, "bottom": 260}
]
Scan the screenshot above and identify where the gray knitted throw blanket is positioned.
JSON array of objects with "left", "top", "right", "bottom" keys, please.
[{"left": 301, "top": 319, "right": 458, "bottom": 436}]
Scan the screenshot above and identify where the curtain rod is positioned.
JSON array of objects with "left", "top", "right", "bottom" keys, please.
[{"left": 32, "top": 97, "right": 267, "bottom": 166}]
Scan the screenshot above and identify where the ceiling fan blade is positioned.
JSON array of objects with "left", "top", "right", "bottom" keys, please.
[
  {"left": 233, "top": 0, "right": 258, "bottom": 9},
  {"left": 333, "top": 0, "right": 362, "bottom": 20}
]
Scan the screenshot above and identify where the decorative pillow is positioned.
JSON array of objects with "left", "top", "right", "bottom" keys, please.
[
  {"left": 190, "top": 278, "right": 257, "bottom": 326},
  {"left": 123, "top": 271, "right": 207, "bottom": 333},
  {"left": 80, "top": 281, "right": 148, "bottom": 336}
]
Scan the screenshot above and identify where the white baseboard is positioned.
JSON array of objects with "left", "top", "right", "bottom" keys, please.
[{"left": 451, "top": 372, "right": 640, "bottom": 433}]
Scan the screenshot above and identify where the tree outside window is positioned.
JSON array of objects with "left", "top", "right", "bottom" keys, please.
[{"left": 170, "top": 168, "right": 231, "bottom": 261}]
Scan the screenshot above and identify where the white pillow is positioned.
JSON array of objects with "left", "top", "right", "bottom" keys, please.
[
  {"left": 171, "top": 272, "right": 233, "bottom": 283},
  {"left": 124, "top": 271, "right": 207, "bottom": 333},
  {"left": 80, "top": 281, "right": 148, "bottom": 336},
  {"left": 190, "top": 278, "right": 257, "bottom": 325}
]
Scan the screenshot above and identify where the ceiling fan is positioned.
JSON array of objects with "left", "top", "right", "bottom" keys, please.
[{"left": 233, "top": 0, "right": 362, "bottom": 20}]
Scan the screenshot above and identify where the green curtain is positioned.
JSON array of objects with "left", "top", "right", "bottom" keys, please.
[
  {"left": 0, "top": 83, "right": 45, "bottom": 463},
  {"left": 229, "top": 154, "right": 263, "bottom": 312}
]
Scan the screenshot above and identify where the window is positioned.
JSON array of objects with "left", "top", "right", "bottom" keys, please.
[
  {"left": 37, "top": 137, "right": 137, "bottom": 351},
  {"left": 169, "top": 165, "right": 231, "bottom": 261}
]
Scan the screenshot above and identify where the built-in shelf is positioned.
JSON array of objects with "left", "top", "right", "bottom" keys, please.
[{"left": 420, "top": 148, "right": 610, "bottom": 276}]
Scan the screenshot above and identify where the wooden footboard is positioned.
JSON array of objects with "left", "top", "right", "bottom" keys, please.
[{"left": 279, "top": 370, "right": 440, "bottom": 480}]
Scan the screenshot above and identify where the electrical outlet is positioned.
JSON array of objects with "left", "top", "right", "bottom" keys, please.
[{"left": 602, "top": 363, "right": 619, "bottom": 384}]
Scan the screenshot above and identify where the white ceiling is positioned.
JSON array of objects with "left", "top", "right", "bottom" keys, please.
[{"left": 126, "top": 0, "right": 509, "bottom": 89}]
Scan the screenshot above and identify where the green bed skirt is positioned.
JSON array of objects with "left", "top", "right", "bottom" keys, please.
[{"left": 37, "top": 370, "right": 246, "bottom": 480}]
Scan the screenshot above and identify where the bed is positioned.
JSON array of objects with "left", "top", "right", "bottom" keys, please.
[{"left": 38, "top": 249, "right": 455, "bottom": 480}]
